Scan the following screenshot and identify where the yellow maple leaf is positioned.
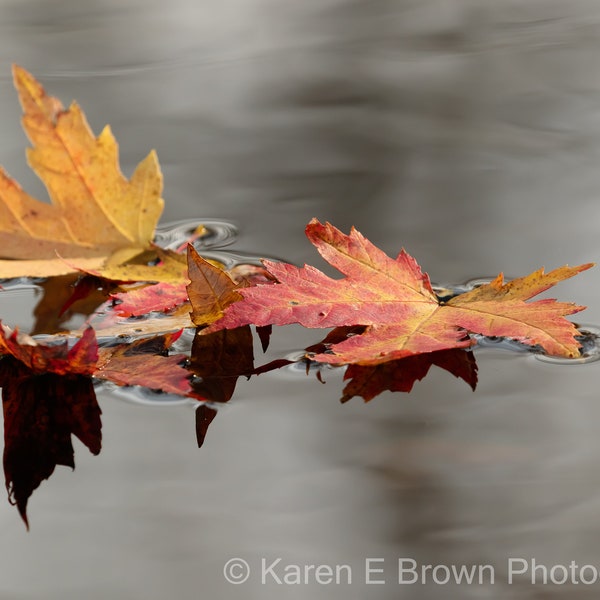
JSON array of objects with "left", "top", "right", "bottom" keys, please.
[{"left": 0, "top": 65, "right": 164, "bottom": 277}]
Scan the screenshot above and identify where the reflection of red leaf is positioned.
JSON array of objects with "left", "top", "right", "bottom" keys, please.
[
  {"left": 111, "top": 282, "right": 188, "bottom": 317},
  {"left": 0, "top": 358, "right": 101, "bottom": 528},
  {"left": 305, "top": 325, "right": 366, "bottom": 354},
  {"left": 257, "top": 327, "right": 478, "bottom": 402},
  {"left": 189, "top": 327, "right": 254, "bottom": 404},
  {"left": 188, "top": 326, "right": 255, "bottom": 447},
  {"left": 256, "top": 324, "right": 272, "bottom": 353},
  {"left": 94, "top": 331, "right": 194, "bottom": 396},
  {"left": 195, "top": 404, "right": 218, "bottom": 448},
  {"left": 340, "top": 348, "right": 478, "bottom": 402}
]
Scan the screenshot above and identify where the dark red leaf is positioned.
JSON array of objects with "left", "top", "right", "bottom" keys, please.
[{"left": 0, "top": 358, "right": 101, "bottom": 528}]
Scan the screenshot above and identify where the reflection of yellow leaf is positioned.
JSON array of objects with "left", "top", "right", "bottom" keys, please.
[
  {"left": 81, "top": 312, "right": 194, "bottom": 340},
  {"left": 0, "top": 65, "right": 164, "bottom": 276}
]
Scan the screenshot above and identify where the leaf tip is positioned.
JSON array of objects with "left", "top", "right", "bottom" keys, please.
[
  {"left": 11, "top": 63, "right": 42, "bottom": 101},
  {"left": 11, "top": 63, "right": 28, "bottom": 83},
  {"left": 578, "top": 262, "right": 596, "bottom": 272}
]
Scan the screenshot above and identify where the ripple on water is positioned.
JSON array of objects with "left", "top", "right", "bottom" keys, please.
[
  {"left": 432, "top": 276, "right": 499, "bottom": 301},
  {"left": 535, "top": 325, "right": 600, "bottom": 365},
  {"left": 153, "top": 218, "right": 238, "bottom": 251},
  {"left": 97, "top": 380, "right": 195, "bottom": 407}
]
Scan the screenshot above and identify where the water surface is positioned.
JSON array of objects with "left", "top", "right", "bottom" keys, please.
[{"left": 1, "top": 2, "right": 600, "bottom": 598}]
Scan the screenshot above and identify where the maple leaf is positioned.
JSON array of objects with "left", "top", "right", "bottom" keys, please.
[
  {"left": 0, "top": 65, "right": 164, "bottom": 278},
  {"left": 105, "top": 248, "right": 234, "bottom": 319},
  {"left": 94, "top": 331, "right": 194, "bottom": 397},
  {"left": 206, "top": 219, "right": 593, "bottom": 365},
  {"left": 0, "top": 325, "right": 101, "bottom": 527},
  {"left": 0, "top": 360, "right": 101, "bottom": 529},
  {"left": 0, "top": 323, "right": 98, "bottom": 375},
  {"left": 67, "top": 246, "right": 189, "bottom": 284},
  {"left": 186, "top": 244, "right": 243, "bottom": 326},
  {"left": 111, "top": 282, "right": 189, "bottom": 317},
  {"left": 186, "top": 245, "right": 277, "bottom": 350}
]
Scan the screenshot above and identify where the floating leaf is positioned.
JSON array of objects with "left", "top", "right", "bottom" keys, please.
[
  {"left": 111, "top": 282, "right": 189, "bottom": 317},
  {"left": 68, "top": 247, "right": 188, "bottom": 284},
  {"left": 0, "top": 361, "right": 101, "bottom": 528},
  {"left": 186, "top": 244, "right": 242, "bottom": 326},
  {"left": 0, "top": 326, "right": 101, "bottom": 527},
  {"left": 207, "top": 219, "right": 592, "bottom": 365},
  {"left": 0, "top": 323, "right": 98, "bottom": 375},
  {"left": 0, "top": 65, "right": 164, "bottom": 278},
  {"left": 94, "top": 331, "right": 194, "bottom": 397}
]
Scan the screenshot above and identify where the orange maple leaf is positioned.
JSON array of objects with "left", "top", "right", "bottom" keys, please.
[
  {"left": 186, "top": 244, "right": 244, "bottom": 326},
  {"left": 205, "top": 219, "right": 593, "bottom": 365},
  {"left": 0, "top": 65, "right": 164, "bottom": 278}
]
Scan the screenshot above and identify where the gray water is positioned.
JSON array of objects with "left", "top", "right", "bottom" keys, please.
[{"left": 1, "top": 1, "right": 600, "bottom": 598}]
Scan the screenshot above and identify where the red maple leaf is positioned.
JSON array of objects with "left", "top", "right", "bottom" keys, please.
[
  {"left": 205, "top": 219, "right": 592, "bottom": 365},
  {"left": 0, "top": 323, "right": 98, "bottom": 375},
  {"left": 0, "top": 326, "right": 101, "bottom": 527},
  {"left": 94, "top": 331, "right": 195, "bottom": 397},
  {"left": 110, "top": 282, "right": 189, "bottom": 317}
]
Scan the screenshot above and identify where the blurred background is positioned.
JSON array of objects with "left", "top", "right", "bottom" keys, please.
[{"left": 0, "top": 1, "right": 600, "bottom": 598}]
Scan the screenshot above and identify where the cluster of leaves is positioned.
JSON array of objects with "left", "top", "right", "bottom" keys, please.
[{"left": 0, "top": 67, "right": 593, "bottom": 526}]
